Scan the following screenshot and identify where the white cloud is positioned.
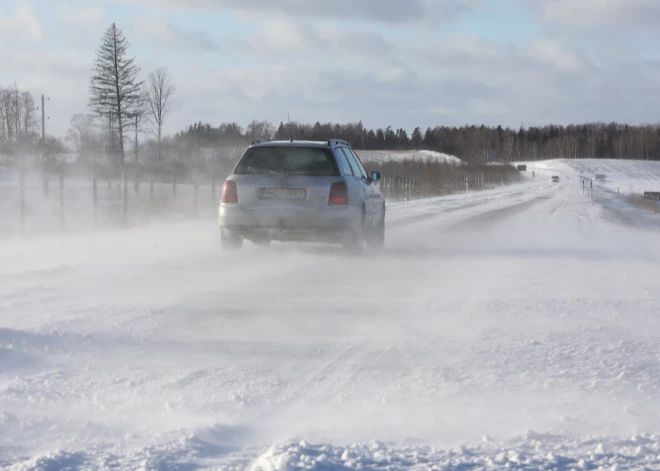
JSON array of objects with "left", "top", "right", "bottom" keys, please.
[
  {"left": 135, "top": 19, "right": 217, "bottom": 50},
  {"left": 527, "top": 0, "right": 660, "bottom": 29},
  {"left": 156, "top": 24, "right": 658, "bottom": 136},
  {"left": 113, "top": 0, "right": 482, "bottom": 24},
  {"left": 0, "top": 4, "right": 43, "bottom": 42},
  {"left": 531, "top": 39, "right": 583, "bottom": 72},
  {"left": 256, "top": 17, "right": 325, "bottom": 52},
  {"left": 316, "top": 25, "right": 392, "bottom": 57},
  {"left": 59, "top": 4, "right": 104, "bottom": 28}
]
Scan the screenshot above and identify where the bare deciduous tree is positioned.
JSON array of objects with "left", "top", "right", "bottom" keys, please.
[
  {"left": 143, "top": 67, "right": 176, "bottom": 162},
  {"left": 0, "top": 88, "right": 9, "bottom": 143},
  {"left": 21, "top": 91, "right": 38, "bottom": 137},
  {"left": 66, "top": 114, "right": 100, "bottom": 162},
  {"left": 89, "top": 23, "right": 143, "bottom": 165},
  {"left": 246, "top": 120, "right": 274, "bottom": 141},
  {"left": 0, "top": 84, "right": 38, "bottom": 146}
]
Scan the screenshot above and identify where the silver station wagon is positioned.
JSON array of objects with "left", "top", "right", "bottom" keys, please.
[{"left": 218, "top": 139, "right": 386, "bottom": 251}]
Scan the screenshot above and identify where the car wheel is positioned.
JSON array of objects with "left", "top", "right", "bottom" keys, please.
[
  {"left": 343, "top": 206, "right": 366, "bottom": 254},
  {"left": 221, "top": 231, "right": 243, "bottom": 250},
  {"left": 368, "top": 208, "right": 385, "bottom": 249}
]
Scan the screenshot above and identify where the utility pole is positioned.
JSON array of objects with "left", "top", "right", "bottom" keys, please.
[
  {"left": 41, "top": 95, "right": 45, "bottom": 141},
  {"left": 134, "top": 113, "right": 139, "bottom": 192},
  {"left": 41, "top": 94, "right": 48, "bottom": 195},
  {"left": 193, "top": 138, "right": 199, "bottom": 211}
]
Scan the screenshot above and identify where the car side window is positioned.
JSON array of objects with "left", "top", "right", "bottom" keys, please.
[
  {"left": 334, "top": 148, "right": 354, "bottom": 176},
  {"left": 341, "top": 148, "right": 367, "bottom": 179},
  {"left": 348, "top": 149, "right": 369, "bottom": 179}
]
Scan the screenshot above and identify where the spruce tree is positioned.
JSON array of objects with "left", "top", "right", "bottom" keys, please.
[{"left": 89, "top": 23, "right": 143, "bottom": 165}]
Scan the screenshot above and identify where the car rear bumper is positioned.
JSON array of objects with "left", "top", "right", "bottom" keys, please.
[{"left": 219, "top": 204, "right": 361, "bottom": 243}]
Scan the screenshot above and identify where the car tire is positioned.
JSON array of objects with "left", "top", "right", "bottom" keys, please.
[
  {"left": 368, "top": 208, "right": 385, "bottom": 249},
  {"left": 343, "top": 206, "right": 366, "bottom": 254},
  {"left": 221, "top": 231, "right": 243, "bottom": 251}
]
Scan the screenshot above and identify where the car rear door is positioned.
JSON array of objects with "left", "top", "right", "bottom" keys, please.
[
  {"left": 339, "top": 147, "right": 375, "bottom": 228},
  {"left": 351, "top": 148, "right": 383, "bottom": 224},
  {"left": 333, "top": 147, "right": 362, "bottom": 207}
]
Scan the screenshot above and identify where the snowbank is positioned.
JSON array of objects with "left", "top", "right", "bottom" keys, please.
[{"left": 358, "top": 149, "right": 463, "bottom": 165}]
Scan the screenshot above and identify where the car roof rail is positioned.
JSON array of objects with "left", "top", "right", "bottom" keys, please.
[
  {"left": 251, "top": 138, "right": 270, "bottom": 145},
  {"left": 328, "top": 139, "right": 349, "bottom": 146}
]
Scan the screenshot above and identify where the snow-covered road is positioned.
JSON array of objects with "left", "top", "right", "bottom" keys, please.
[{"left": 1, "top": 160, "right": 660, "bottom": 470}]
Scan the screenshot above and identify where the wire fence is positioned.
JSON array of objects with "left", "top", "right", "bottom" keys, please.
[
  {"left": 1, "top": 168, "right": 223, "bottom": 237},
  {"left": 1, "top": 160, "right": 522, "bottom": 238}
]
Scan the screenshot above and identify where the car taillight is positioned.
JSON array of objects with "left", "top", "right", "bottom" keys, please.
[
  {"left": 329, "top": 182, "right": 348, "bottom": 205},
  {"left": 221, "top": 180, "right": 238, "bottom": 204}
]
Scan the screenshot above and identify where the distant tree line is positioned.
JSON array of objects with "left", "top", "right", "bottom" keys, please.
[{"left": 174, "top": 120, "right": 660, "bottom": 162}]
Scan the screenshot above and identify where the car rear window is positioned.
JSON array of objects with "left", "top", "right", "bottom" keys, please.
[{"left": 234, "top": 146, "right": 340, "bottom": 176}]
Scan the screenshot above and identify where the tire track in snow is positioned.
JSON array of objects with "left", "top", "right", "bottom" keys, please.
[
  {"left": 388, "top": 202, "right": 482, "bottom": 229},
  {"left": 445, "top": 194, "right": 552, "bottom": 232}
]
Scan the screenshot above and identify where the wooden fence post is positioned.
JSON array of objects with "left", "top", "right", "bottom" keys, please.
[
  {"left": 122, "top": 170, "right": 128, "bottom": 224},
  {"left": 92, "top": 172, "right": 98, "bottom": 227},
  {"left": 134, "top": 166, "right": 139, "bottom": 193},
  {"left": 42, "top": 171, "right": 49, "bottom": 197},
  {"left": 19, "top": 167, "right": 26, "bottom": 236},
  {"left": 193, "top": 172, "right": 198, "bottom": 211},
  {"left": 59, "top": 170, "right": 65, "bottom": 230},
  {"left": 211, "top": 174, "right": 216, "bottom": 204},
  {"left": 172, "top": 174, "right": 177, "bottom": 198}
]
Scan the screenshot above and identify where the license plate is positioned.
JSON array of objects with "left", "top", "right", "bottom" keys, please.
[{"left": 260, "top": 188, "right": 306, "bottom": 200}]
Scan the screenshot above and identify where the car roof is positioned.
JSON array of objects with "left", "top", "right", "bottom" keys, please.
[{"left": 249, "top": 139, "right": 349, "bottom": 149}]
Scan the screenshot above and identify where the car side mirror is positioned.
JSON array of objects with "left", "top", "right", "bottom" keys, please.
[{"left": 371, "top": 171, "right": 381, "bottom": 181}]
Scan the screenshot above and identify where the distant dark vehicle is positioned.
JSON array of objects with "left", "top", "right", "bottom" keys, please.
[
  {"left": 517, "top": 165, "right": 527, "bottom": 171},
  {"left": 551, "top": 176, "right": 559, "bottom": 183},
  {"left": 643, "top": 192, "right": 660, "bottom": 201},
  {"left": 595, "top": 174, "right": 607, "bottom": 180}
]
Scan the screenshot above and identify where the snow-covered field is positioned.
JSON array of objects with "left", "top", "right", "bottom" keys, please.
[
  {"left": 515, "top": 159, "right": 660, "bottom": 226},
  {"left": 565, "top": 159, "right": 660, "bottom": 196},
  {"left": 358, "top": 149, "right": 463, "bottom": 165},
  {"left": 1, "top": 160, "right": 660, "bottom": 470}
]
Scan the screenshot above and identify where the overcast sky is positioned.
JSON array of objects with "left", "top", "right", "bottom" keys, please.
[{"left": 2, "top": 0, "right": 660, "bottom": 139}]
